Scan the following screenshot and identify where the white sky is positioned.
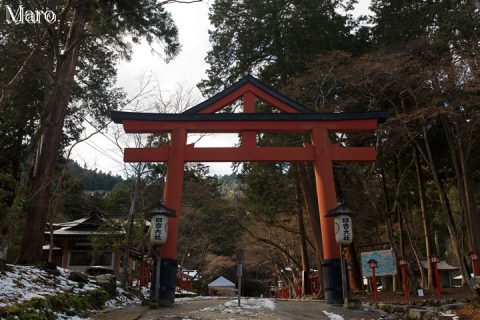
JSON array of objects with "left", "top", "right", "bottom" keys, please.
[{"left": 70, "top": 0, "right": 372, "bottom": 177}]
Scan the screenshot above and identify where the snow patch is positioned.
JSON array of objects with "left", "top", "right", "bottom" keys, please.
[
  {"left": 322, "top": 310, "right": 345, "bottom": 320},
  {"left": 103, "top": 287, "right": 141, "bottom": 309},
  {"left": 0, "top": 264, "right": 99, "bottom": 307},
  {"left": 224, "top": 298, "right": 275, "bottom": 310},
  {"left": 199, "top": 297, "right": 275, "bottom": 316},
  {"left": 55, "top": 313, "right": 91, "bottom": 320},
  {"left": 176, "top": 296, "right": 230, "bottom": 302}
]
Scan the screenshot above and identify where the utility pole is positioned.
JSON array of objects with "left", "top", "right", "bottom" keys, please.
[{"left": 236, "top": 249, "right": 244, "bottom": 307}]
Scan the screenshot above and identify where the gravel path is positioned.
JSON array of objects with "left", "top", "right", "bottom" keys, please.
[{"left": 92, "top": 297, "right": 399, "bottom": 320}]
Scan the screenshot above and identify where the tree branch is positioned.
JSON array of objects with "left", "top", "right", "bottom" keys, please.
[{"left": 237, "top": 221, "right": 303, "bottom": 271}]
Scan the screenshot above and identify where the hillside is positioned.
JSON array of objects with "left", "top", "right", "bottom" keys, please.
[{"left": 67, "top": 160, "right": 124, "bottom": 191}]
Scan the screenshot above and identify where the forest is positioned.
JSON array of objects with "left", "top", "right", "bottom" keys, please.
[{"left": 0, "top": 0, "right": 479, "bottom": 298}]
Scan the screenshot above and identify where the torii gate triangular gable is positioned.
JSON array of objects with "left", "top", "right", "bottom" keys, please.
[{"left": 182, "top": 74, "right": 313, "bottom": 114}]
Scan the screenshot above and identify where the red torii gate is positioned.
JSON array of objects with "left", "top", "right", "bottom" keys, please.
[{"left": 111, "top": 75, "right": 387, "bottom": 305}]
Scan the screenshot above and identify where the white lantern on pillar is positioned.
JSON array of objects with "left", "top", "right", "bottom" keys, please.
[
  {"left": 150, "top": 215, "right": 168, "bottom": 244},
  {"left": 146, "top": 203, "right": 175, "bottom": 246},
  {"left": 334, "top": 214, "right": 353, "bottom": 245},
  {"left": 327, "top": 203, "right": 355, "bottom": 245}
]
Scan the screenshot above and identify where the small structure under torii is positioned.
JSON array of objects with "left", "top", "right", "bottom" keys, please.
[{"left": 111, "top": 75, "right": 387, "bottom": 305}]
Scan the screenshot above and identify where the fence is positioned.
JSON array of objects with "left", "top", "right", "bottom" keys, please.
[
  {"left": 275, "top": 273, "right": 320, "bottom": 298},
  {"left": 128, "top": 258, "right": 193, "bottom": 292}
]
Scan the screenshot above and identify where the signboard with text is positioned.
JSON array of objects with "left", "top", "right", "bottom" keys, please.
[{"left": 361, "top": 249, "right": 397, "bottom": 277}]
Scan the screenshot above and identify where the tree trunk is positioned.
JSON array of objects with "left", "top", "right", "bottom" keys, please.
[
  {"left": 442, "top": 117, "right": 470, "bottom": 255},
  {"left": 401, "top": 204, "right": 426, "bottom": 289},
  {"left": 380, "top": 166, "right": 398, "bottom": 291},
  {"left": 392, "top": 156, "right": 405, "bottom": 259},
  {"left": 421, "top": 126, "right": 470, "bottom": 285},
  {"left": 297, "top": 162, "right": 324, "bottom": 293},
  {"left": 414, "top": 147, "right": 433, "bottom": 289},
  {"left": 6, "top": 135, "right": 40, "bottom": 261},
  {"left": 456, "top": 129, "right": 480, "bottom": 253},
  {"left": 17, "top": 0, "right": 91, "bottom": 264},
  {"left": 346, "top": 243, "right": 362, "bottom": 291},
  {"left": 295, "top": 182, "right": 311, "bottom": 295},
  {"left": 122, "top": 166, "right": 142, "bottom": 288},
  {"left": 380, "top": 167, "right": 396, "bottom": 253}
]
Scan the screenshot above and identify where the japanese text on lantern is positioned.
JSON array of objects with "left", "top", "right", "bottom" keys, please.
[
  {"left": 150, "top": 215, "right": 168, "bottom": 244},
  {"left": 334, "top": 215, "right": 353, "bottom": 245}
]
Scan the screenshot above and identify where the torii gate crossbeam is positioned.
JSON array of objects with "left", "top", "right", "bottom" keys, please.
[{"left": 111, "top": 75, "right": 387, "bottom": 306}]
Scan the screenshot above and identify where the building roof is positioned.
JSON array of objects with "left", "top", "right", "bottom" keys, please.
[
  {"left": 420, "top": 259, "right": 459, "bottom": 271},
  {"left": 45, "top": 212, "right": 116, "bottom": 239},
  {"left": 208, "top": 276, "right": 235, "bottom": 288},
  {"left": 51, "top": 217, "right": 89, "bottom": 228},
  {"left": 50, "top": 230, "right": 98, "bottom": 235}
]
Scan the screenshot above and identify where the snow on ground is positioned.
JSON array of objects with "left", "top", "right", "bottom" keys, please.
[
  {"left": 322, "top": 310, "right": 345, "bottom": 320},
  {"left": 176, "top": 295, "right": 230, "bottom": 302},
  {"left": 176, "top": 287, "right": 197, "bottom": 295},
  {"left": 0, "top": 264, "right": 99, "bottom": 308},
  {"left": 104, "top": 287, "right": 141, "bottom": 309},
  {"left": 55, "top": 313, "right": 91, "bottom": 320},
  {"left": 0, "top": 264, "right": 151, "bottom": 319},
  {"left": 224, "top": 298, "right": 275, "bottom": 310},
  {"left": 199, "top": 297, "right": 275, "bottom": 317}
]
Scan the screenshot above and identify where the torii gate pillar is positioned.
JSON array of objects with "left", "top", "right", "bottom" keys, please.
[
  {"left": 156, "top": 128, "right": 187, "bottom": 305},
  {"left": 312, "top": 127, "right": 342, "bottom": 302}
]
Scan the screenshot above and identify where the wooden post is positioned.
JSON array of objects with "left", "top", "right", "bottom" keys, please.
[
  {"left": 155, "top": 252, "right": 161, "bottom": 303},
  {"left": 434, "top": 262, "right": 441, "bottom": 300},
  {"left": 402, "top": 264, "right": 408, "bottom": 301}
]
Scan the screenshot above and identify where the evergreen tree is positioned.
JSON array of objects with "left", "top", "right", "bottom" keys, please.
[
  {"left": 199, "top": 0, "right": 355, "bottom": 94},
  {"left": 0, "top": 0, "right": 182, "bottom": 263}
]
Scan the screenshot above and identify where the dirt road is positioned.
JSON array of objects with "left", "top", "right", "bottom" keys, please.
[
  {"left": 274, "top": 300, "right": 397, "bottom": 320},
  {"left": 92, "top": 297, "right": 398, "bottom": 320}
]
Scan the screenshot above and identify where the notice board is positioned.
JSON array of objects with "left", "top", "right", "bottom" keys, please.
[{"left": 360, "top": 249, "right": 397, "bottom": 277}]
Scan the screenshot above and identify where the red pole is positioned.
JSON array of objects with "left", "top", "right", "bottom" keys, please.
[
  {"left": 372, "top": 267, "right": 377, "bottom": 302},
  {"left": 311, "top": 128, "right": 342, "bottom": 304},
  {"left": 434, "top": 262, "right": 441, "bottom": 300},
  {"left": 311, "top": 128, "right": 339, "bottom": 260},
  {"left": 474, "top": 261, "right": 479, "bottom": 277},
  {"left": 161, "top": 128, "right": 187, "bottom": 259},
  {"left": 402, "top": 265, "right": 408, "bottom": 301}
]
